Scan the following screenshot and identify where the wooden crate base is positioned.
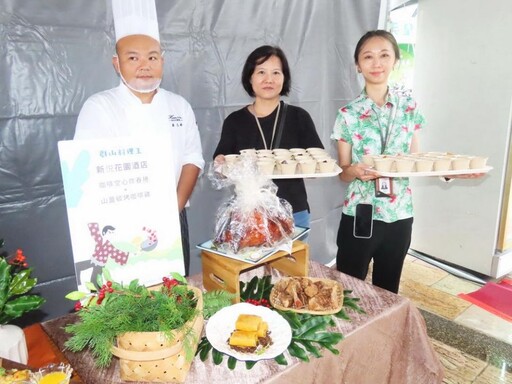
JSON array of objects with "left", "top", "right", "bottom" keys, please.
[{"left": 201, "top": 240, "right": 309, "bottom": 302}]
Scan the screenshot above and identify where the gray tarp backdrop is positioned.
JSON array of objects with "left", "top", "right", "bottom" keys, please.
[{"left": 0, "top": 0, "right": 380, "bottom": 322}]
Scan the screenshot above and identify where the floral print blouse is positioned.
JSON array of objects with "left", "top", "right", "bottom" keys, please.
[{"left": 331, "top": 87, "right": 425, "bottom": 223}]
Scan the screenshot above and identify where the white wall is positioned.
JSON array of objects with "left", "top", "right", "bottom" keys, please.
[{"left": 411, "top": 0, "right": 512, "bottom": 276}]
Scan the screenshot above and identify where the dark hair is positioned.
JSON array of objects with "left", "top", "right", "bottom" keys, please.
[
  {"left": 102, "top": 225, "right": 115, "bottom": 236},
  {"left": 241, "top": 45, "right": 291, "bottom": 97},
  {"left": 354, "top": 30, "right": 400, "bottom": 64}
]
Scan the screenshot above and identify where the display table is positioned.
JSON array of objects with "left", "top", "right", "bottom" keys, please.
[
  {"left": 201, "top": 240, "right": 309, "bottom": 302},
  {"left": 38, "top": 261, "right": 443, "bottom": 384}
]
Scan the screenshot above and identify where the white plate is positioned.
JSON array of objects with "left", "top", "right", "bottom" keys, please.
[
  {"left": 376, "top": 166, "right": 492, "bottom": 178},
  {"left": 271, "top": 164, "right": 342, "bottom": 179},
  {"left": 205, "top": 303, "right": 292, "bottom": 361}
]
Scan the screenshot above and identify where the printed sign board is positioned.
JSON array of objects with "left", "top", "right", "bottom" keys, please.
[{"left": 58, "top": 136, "right": 183, "bottom": 291}]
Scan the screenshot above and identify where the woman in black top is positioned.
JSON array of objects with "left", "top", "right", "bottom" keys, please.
[{"left": 213, "top": 45, "right": 323, "bottom": 228}]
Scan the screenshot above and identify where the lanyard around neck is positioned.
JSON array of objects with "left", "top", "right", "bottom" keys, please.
[
  {"left": 253, "top": 102, "right": 281, "bottom": 150},
  {"left": 372, "top": 102, "right": 398, "bottom": 154}
]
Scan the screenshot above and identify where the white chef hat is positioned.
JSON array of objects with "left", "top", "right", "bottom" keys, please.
[{"left": 112, "top": 0, "right": 160, "bottom": 42}]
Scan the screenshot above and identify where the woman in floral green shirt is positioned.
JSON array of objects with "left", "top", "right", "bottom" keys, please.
[{"left": 331, "top": 30, "right": 425, "bottom": 293}]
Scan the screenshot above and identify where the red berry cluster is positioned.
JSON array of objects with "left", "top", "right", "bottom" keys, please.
[
  {"left": 8, "top": 249, "right": 28, "bottom": 268},
  {"left": 97, "top": 281, "right": 114, "bottom": 304},
  {"left": 245, "top": 298, "right": 270, "bottom": 307},
  {"left": 162, "top": 276, "right": 179, "bottom": 290},
  {"left": 75, "top": 281, "right": 115, "bottom": 310}
]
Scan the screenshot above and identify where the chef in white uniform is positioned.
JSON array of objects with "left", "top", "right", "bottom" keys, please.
[{"left": 74, "top": 0, "right": 204, "bottom": 275}]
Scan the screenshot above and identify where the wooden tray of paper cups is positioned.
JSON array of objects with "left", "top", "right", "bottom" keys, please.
[
  {"left": 270, "top": 276, "right": 344, "bottom": 315},
  {"left": 362, "top": 152, "right": 491, "bottom": 177},
  {"left": 223, "top": 148, "right": 342, "bottom": 179}
]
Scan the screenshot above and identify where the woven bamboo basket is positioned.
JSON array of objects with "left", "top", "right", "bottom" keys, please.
[
  {"left": 270, "top": 277, "right": 344, "bottom": 315},
  {"left": 110, "top": 286, "right": 203, "bottom": 383}
]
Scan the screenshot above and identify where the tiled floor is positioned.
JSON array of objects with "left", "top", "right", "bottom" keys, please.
[{"left": 396, "top": 255, "right": 512, "bottom": 383}]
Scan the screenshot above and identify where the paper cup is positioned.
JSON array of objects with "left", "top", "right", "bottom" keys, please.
[
  {"left": 470, "top": 156, "right": 488, "bottom": 169},
  {"left": 298, "top": 160, "right": 317, "bottom": 174},
  {"left": 278, "top": 160, "right": 298, "bottom": 174},
  {"left": 312, "top": 153, "right": 332, "bottom": 161},
  {"left": 257, "top": 160, "right": 275, "bottom": 175},
  {"left": 318, "top": 159, "right": 336, "bottom": 173},
  {"left": 289, "top": 148, "right": 307, "bottom": 154},
  {"left": 224, "top": 154, "right": 239, "bottom": 164},
  {"left": 306, "top": 147, "right": 324, "bottom": 152},
  {"left": 257, "top": 149, "right": 273, "bottom": 156},
  {"left": 274, "top": 155, "right": 294, "bottom": 163},
  {"left": 426, "top": 151, "right": 447, "bottom": 157},
  {"left": 433, "top": 157, "right": 452, "bottom": 171},
  {"left": 415, "top": 158, "right": 434, "bottom": 172},
  {"left": 395, "top": 158, "right": 415, "bottom": 173},
  {"left": 240, "top": 148, "right": 257, "bottom": 156},
  {"left": 451, "top": 157, "right": 471, "bottom": 170},
  {"left": 273, "top": 151, "right": 293, "bottom": 160},
  {"left": 361, "top": 155, "right": 376, "bottom": 166},
  {"left": 373, "top": 158, "right": 393, "bottom": 172},
  {"left": 292, "top": 152, "right": 311, "bottom": 160},
  {"left": 272, "top": 148, "right": 291, "bottom": 156},
  {"left": 306, "top": 147, "right": 327, "bottom": 155}
]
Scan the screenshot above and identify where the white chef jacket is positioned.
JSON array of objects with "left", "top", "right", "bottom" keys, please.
[{"left": 74, "top": 82, "right": 205, "bottom": 204}]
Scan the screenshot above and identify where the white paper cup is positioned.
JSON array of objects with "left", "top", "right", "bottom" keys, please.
[
  {"left": 292, "top": 152, "right": 311, "bottom": 160},
  {"left": 224, "top": 154, "right": 239, "bottom": 164},
  {"left": 470, "top": 156, "right": 488, "bottom": 169},
  {"left": 289, "top": 148, "right": 307, "bottom": 154},
  {"left": 274, "top": 155, "right": 293, "bottom": 163},
  {"left": 257, "top": 149, "right": 273, "bottom": 156},
  {"left": 415, "top": 158, "right": 434, "bottom": 172},
  {"left": 318, "top": 159, "right": 336, "bottom": 173},
  {"left": 273, "top": 151, "right": 293, "bottom": 159},
  {"left": 433, "top": 157, "right": 452, "bottom": 171},
  {"left": 373, "top": 158, "right": 393, "bottom": 172},
  {"left": 306, "top": 147, "right": 327, "bottom": 155},
  {"left": 361, "top": 155, "right": 376, "bottom": 166},
  {"left": 395, "top": 158, "right": 415, "bottom": 173},
  {"left": 272, "top": 148, "right": 291, "bottom": 156},
  {"left": 312, "top": 153, "right": 331, "bottom": 161},
  {"left": 278, "top": 160, "right": 298, "bottom": 174},
  {"left": 257, "top": 160, "right": 275, "bottom": 175},
  {"left": 240, "top": 148, "right": 257, "bottom": 156},
  {"left": 451, "top": 157, "right": 471, "bottom": 170},
  {"left": 298, "top": 160, "right": 317, "bottom": 174},
  {"left": 426, "top": 151, "right": 447, "bottom": 157},
  {"left": 306, "top": 147, "right": 325, "bottom": 153}
]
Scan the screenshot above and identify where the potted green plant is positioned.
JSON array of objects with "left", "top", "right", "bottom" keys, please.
[
  {"left": 0, "top": 239, "right": 46, "bottom": 364},
  {"left": 64, "top": 270, "right": 232, "bottom": 383}
]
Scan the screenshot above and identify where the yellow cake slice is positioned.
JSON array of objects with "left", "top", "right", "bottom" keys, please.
[
  {"left": 256, "top": 321, "right": 268, "bottom": 338},
  {"left": 229, "top": 330, "right": 258, "bottom": 347},
  {"left": 235, "top": 314, "right": 262, "bottom": 332}
]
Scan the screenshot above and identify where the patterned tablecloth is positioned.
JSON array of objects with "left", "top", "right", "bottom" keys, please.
[{"left": 41, "top": 261, "right": 444, "bottom": 384}]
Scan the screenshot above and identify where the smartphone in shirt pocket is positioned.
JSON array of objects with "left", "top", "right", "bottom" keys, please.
[{"left": 353, "top": 203, "right": 373, "bottom": 239}]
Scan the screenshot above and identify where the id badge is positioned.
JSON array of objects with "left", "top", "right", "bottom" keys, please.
[
  {"left": 375, "top": 177, "right": 393, "bottom": 198},
  {"left": 353, "top": 203, "right": 373, "bottom": 239}
]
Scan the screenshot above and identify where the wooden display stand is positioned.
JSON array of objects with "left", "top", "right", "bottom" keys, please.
[{"left": 201, "top": 240, "right": 309, "bottom": 303}]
